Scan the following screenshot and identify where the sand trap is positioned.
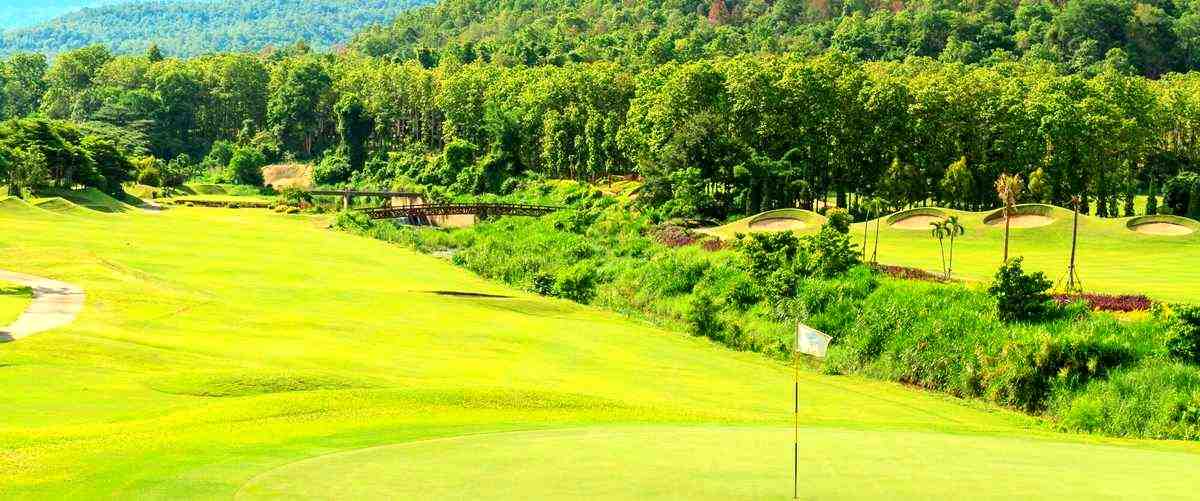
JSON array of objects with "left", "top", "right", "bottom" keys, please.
[
  {"left": 749, "top": 218, "right": 806, "bottom": 231},
  {"left": 0, "top": 270, "right": 85, "bottom": 342},
  {"left": 891, "top": 215, "right": 944, "bottom": 230},
  {"left": 1132, "top": 222, "right": 1195, "bottom": 236},
  {"left": 986, "top": 215, "right": 1055, "bottom": 228}
]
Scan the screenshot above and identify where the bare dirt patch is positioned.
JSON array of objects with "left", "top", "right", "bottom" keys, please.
[
  {"left": 1132, "top": 222, "right": 1194, "bottom": 236},
  {"left": 985, "top": 215, "right": 1055, "bottom": 229},
  {"left": 890, "top": 215, "right": 944, "bottom": 230},
  {"left": 749, "top": 218, "right": 806, "bottom": 231},
  {"left": 262, "top": 164, "right": 313, "bottom": 189}
]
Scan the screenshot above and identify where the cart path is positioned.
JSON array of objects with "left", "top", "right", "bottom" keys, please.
[{"left": 0, "top": 270, "right": 85, "bottom": 342}]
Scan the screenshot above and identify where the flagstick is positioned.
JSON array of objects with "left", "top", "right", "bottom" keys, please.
[{"left": 793, "top": 349, "right": 799, "bottom": 500}]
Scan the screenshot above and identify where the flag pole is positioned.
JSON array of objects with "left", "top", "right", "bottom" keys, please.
[{"left": 793, "top": 348, "right": 799, "bottom": 500}]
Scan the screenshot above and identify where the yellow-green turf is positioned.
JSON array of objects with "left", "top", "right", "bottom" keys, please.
[
  {"left": 853, "top": 205, "right": 1200, "bottom": 303},
  {"left": 0, "top": 279, "right": 32, "bottom": 326},
  {"left": 1, "top": 202, "right": 1198, "bottom": 499}
]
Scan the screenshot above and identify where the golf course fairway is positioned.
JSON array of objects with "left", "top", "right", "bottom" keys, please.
[{"left": 2, "top": 203, "right": 1198, "bottom": 499}]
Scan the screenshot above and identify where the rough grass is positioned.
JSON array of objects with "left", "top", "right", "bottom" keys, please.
[
  {"left": 0, "top": 280, "right": 32, "bottom": 327},
  {"left": 2, "top": 205, "right": 1199, "bottom": 498},
  {"left": 858, "top": 206, "right": 1200, "bottom": 303}
]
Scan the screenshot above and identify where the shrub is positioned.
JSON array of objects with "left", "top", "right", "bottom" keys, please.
[
  {"left": 228, "top": 147, "right": 266, "bottom": 186},
  {"left": 988, "top": 258, "right": 1053, "bottom": 322},
  {"left": 1165, "top": 305, "right": 1200, "bottom": 364},
  {"left": 333, "top": 210, "right": 372, "bottom": 233},
  {"left": 824, "top": 208, "right": 852, "bottom": 234},
  {"left": 136, "top": 166, "right": 162, "bottom": 187},
  {"left": 275, "top": 186, "right": 313, "bottom": 209},
  {"left": 555, "top": 261, "right": 599, "bottom": 302},
  {"left": 687, "top": 290, "right": 721, "bottom": 339},
  {"left": 803, "top": 225, "right": 859, "bottom": 278}
]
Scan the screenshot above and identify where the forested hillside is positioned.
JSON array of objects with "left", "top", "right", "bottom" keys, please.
[
  {"left": 1, "top": 0, "right": 1200, "bottom": 222},
  {"left": 0, "top": 0, "right": 431, "bottom": 57},
  {"left": 355, "top": 0, "right": 1200, "bottom": 78}
]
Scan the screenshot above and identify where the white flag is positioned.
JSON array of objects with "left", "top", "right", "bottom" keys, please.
[{"left": 796, "top": 323, "right": 831, "bottom": 358}]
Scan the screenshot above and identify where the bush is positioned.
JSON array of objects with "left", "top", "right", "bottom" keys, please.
[
  {"left": 803, "top": 225, "right": 859, "bottom": 278},
  {"left": 314, "top": 149, "right": 353, "bottom": 185},
  {"left": 333, "top": 210, "right": 372, "bottom": 233},
  {"left": 228, "top": 147, "right": 266, "bottom": 186},
  {"left": 1165, "top": 306, "right": 1200, "bottom": 364},
  {"left": 988, "top": 258, "right": 1053, "bottom": 322},
  {"left": 825, "top": 208, "right": 852, "bottom": 234},
  {"left": 136, "top": 166, "right": 162, "bottom": 187},
  {"left": 555, "top": 261, "right": 599, "bottom": 302}
]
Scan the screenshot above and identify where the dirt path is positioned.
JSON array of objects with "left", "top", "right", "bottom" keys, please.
[{"left": 0, "top": 270, "right": 85, "bottom": 342}]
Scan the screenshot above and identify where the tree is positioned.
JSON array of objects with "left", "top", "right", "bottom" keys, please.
[
  {"left": 995, "top": 173, "right": 1023, "bottom": 263},
  {"left": 1027, "top": 167, "right": 1051, "bottom": 203},
  {"left": 334, "top": 95, "right": 372, "bottom": 171},
  {"left": 930, "top": 219, "right": 950, "bottom": 280},
  {"left": 2, "top": 146, "right": 49, "bottom": 196},
  {"left": 2, "top": 53, "right": 48, "bottom": 118},
  {"left": 940, "top": 157, "right": 973, "bottom": 209},
  {"left": 944, "top": 216, "right": 966, "bottom": 280},
  {"left": 267, "top": 59, "right": 332, "bottom": 157}
]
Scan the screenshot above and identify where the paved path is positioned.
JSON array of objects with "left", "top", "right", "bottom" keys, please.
[{"left": 0, "top": 270, "right": 85, "bottom": 342}]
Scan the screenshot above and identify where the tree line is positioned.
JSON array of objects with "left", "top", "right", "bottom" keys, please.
[
  {"left": 2, "top": 40, "right": 1200, "bottom": 220},
  {"left": 356, "top": 0, "right": 1200, "bottom": 79}
]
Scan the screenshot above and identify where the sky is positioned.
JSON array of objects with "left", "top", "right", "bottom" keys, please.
[{"left": 0, "top": 1, "right": 171, "bottom": 31}]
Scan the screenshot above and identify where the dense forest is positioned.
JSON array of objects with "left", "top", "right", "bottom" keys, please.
[
  {"left": 357, "top": 0, "right": 1200, "bottom": 79},
  {"left": 1, "top": 0, "right": 1200, "bottom": 222},
  {"left": 0, "top": 0, "right": 431, "bottom": 58}
]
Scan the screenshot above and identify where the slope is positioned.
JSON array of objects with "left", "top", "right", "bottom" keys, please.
[{"left": 0, "top": 206, "right": 1197, "bottom": 498}]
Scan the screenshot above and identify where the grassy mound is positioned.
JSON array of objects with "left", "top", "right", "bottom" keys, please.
[
  {"left": 699, "top": 208, "right": 827, "bottom": 239},
  {"left": 887, "top": 207, "right": 949, "bottom": 229},
  {"left": 185, "top": 183, "right": 229, "bottom": 195},
  {"left": 0, "top": 196, "right": 55, "bottom": 218},
  {"left": 34, "top": 188, "right": 137, "bottom": 213},
  {"left": 1126, "top": 215, "right": 1200, "bottom": 236},
  {"left": 982, "top": 204, "right": 1065, "bottom": 228},
  {"left": 31, "top": 197, "right": 101, "bottom": 216}
]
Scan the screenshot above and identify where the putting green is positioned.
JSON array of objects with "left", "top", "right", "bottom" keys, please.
[{"left": 240, "top": 426, "right": 1200, "bottom": 500}]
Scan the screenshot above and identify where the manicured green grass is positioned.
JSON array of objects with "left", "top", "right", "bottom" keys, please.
[
  {"left": 0, "top": 280, "right": 32, "bottom": 326},
  {"left": 855, "top": 206, "right": 1200, "bottom": 303},
  {"left": 241, "top": 427, "right": 1200, "bottom": 500},
  {"left": 1, "top": 202, "right": 1198, "bottom": 498}
]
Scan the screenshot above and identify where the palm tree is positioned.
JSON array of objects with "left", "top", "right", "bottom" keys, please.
[
  {"left": 944, "top": 216, "right": 966, "bottom": 280},
  {"left": 1064, "top": 195, "right": 1083, "bottom": 292},
  {"left": 930, "top": 219, "right": 949, "bottom": 279},
  {"left": 867, "top": 197, "right": 886, "bottom": 265},
  {"left": 994, "top": 174, "right": 1024, "bottom": 262}
]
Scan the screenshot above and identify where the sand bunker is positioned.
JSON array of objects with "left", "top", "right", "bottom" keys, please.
[
  {"left": 1132, "top": 222, "right": 1195, "bottom": 236},
  {"left": 891, "top": 215, "right": 944, "bottom": 230},
  {"left": 749, "top": 218, "right": 807, "bottom": 231},
  {"left": 986, "top": 214, "right": 1055, "bottom": 229}
]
